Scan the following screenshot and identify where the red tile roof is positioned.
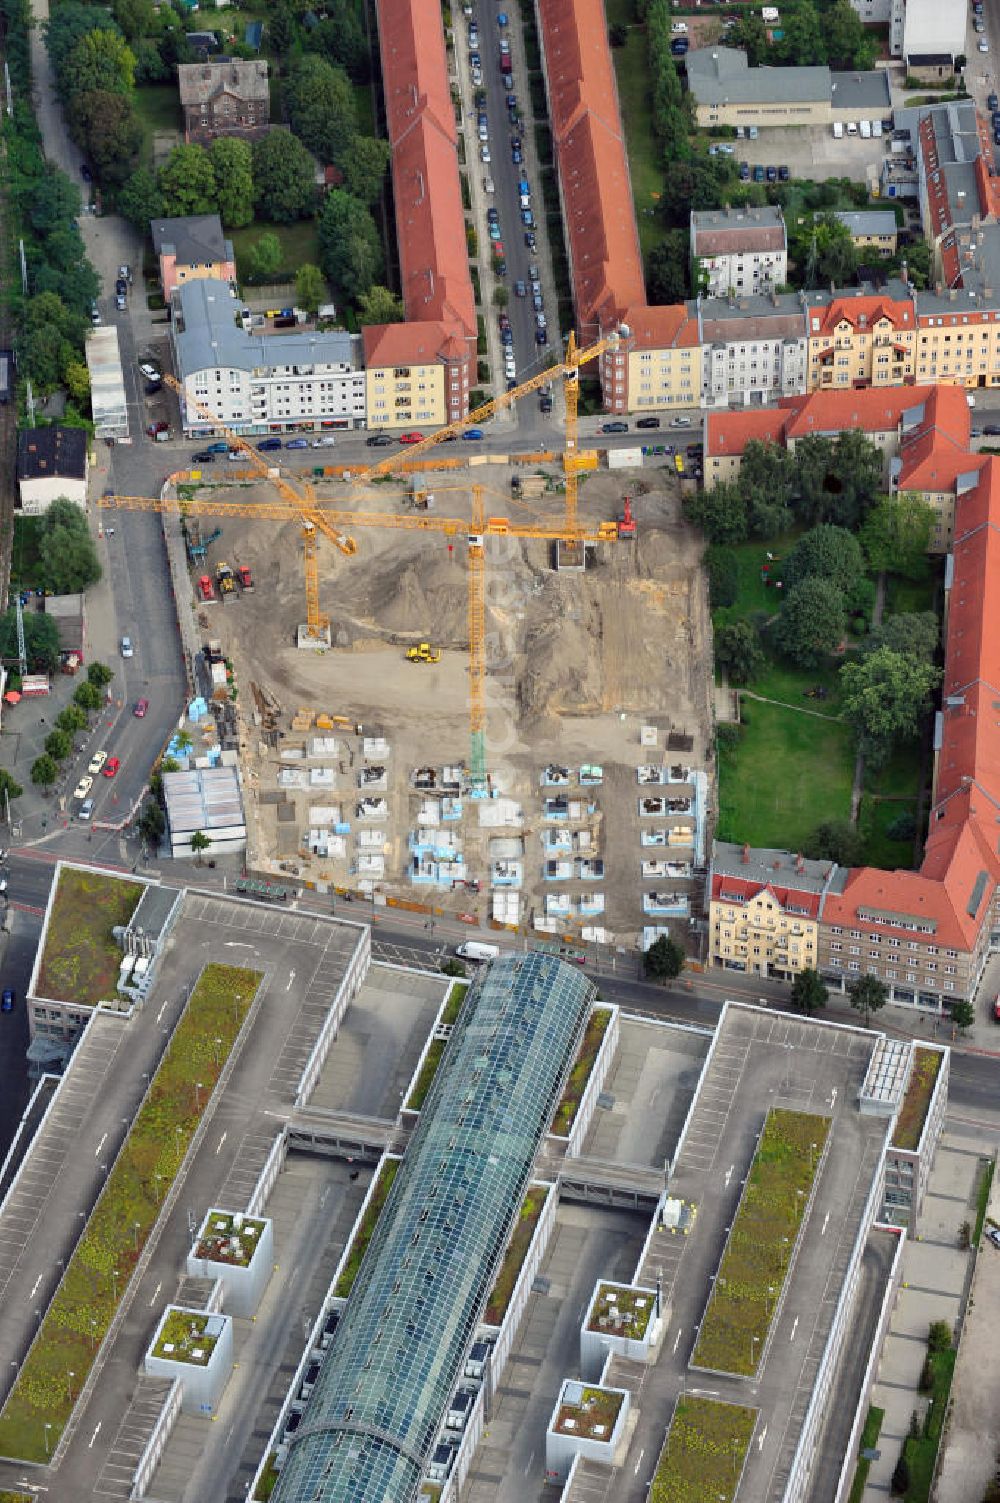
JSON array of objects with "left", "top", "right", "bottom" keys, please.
[
  {"left": 362, "top": 320, "right": 469, "bottom": 368},
  {"left": 806, "top": 293, "right": 915, "bottom": 339},
  {"left": 826, "top": 456, "right": 1000, "bottom": 953},
  {"left": 780, "top": 386, "right": 928, "bottom": 441},
  {"left": 622, "top": 303, "right": 700, "bottom": 351},
  {"left": 375, "top": 0, "right": 475, "bottom": 339},
  {"left": 704, "top": 409, "right": 788, "bottom": 461},
  {"left": 711, "top": 872, "right": 822, "bottom": 919},
  {"left": 537, "top": 0, "right": 645, "bottom": 333},
  {"left": 896, "top": 384, "right": 978, "bottom": 492}
]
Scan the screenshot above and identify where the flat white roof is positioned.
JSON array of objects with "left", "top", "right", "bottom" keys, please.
[{"left": 85, "top": 327, "right": 128, "bottom": 439}]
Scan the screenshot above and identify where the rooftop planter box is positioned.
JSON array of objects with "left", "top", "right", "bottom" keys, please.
[
  {"left": 333, "top": 1157, "right": 400, "bottom": 1298},
  {"left": 651, "top": 1395, "right": 757, "bottom": 1503},
  {"left": 586, "top": 1281, "right": 654, "bottom": 1339},
  {"left": 545, "top": 1381, "right": 629, "bottom": 1483},
  {"left": 691, "top": 1107, "right": 830, "bottom": 1378},
  {"left": 484, "top": 1184, "right": 550, "bottom": 1326},
  {"left": 0, "top": 962, "right": 261, "bottom": 1462},
  {"left": 188, "top": 1210, "right": 274, "bottom": 1318},
  {"left": 145, "top": 1305, "right": 234, "bottom": 1416},
  {"left": 891, "top": 1046, "right": 941, "bottom": 1151},
  {"left": 550, "top": 1006, "right": 612, "bottom": 1138},
  {"left": 581, "top": 1280, "right": 662, "bottom": 1378},
  {"left": 405, "top": 980, "right": 470, "bottom": 1112},
  {"left": 35, "top": 866, "right": 144, "bottom": 1004}
]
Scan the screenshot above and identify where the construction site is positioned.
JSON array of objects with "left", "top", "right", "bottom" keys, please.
[{"left": 104, "top": 352, "right": 715, "bottom": 947}]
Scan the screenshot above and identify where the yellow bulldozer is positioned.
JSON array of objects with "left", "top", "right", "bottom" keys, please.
[{"left": 406, "top": 642, "right": 441, "bottom": 663}]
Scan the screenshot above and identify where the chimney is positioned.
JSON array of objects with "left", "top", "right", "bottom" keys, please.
[
  {"left": 796, "top": 852, "right": 805, "bottom": 873},
  {"left": 742, "top": 843, "right": 750, "bottom": 863}
]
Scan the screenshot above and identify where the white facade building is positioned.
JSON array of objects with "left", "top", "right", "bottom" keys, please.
[
  {"left": 691, "top": 206, "right": 787, "bottom": 298},
  {"left": 172, "top": 279, "right": 367, "bottom": 437},
  {"left": 86, "top": 326, "right": 129, "bottom": 442},
  {"left": 17, "top": 427, "right": 87, "bottom": 512},
  {"left": 699, "top": 293, "right": 809, "bottom": 409},
  {"left": 903, "top": 0, "right": 965, "bottom": 67}
]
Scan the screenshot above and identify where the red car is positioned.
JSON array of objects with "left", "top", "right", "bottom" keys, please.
[
  {"left": 103, "top": 756, "right": 120, "bottom": 777},
  {"left": 399, "top": 432, "right": 424, "bottom": 444},
  {"left": 133, "top": 698, "right": 149, "bottom": 718}
]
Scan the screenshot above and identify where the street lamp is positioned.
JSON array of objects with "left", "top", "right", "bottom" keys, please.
[
  {"left": 133, "top": 1220, "right": 141, "bottom": 1252},
  {"left": 43, "top": 1422, "right": 52, "bottom": 1458},
  {"left": 750, "top": 1333, "right": 760, "bottom": 1368},
  {"left": 174, "top": 1125, "right": 183, "bottom": 1162},
  {"left": 111, "top": 1268, "right": 119, "bottom": 1304},
  {"left": 67, "top": 1370, "right": 75, "bottom": 1400},
  {"left": 213, "top": 1036, "right": 222, "bottom": 1068},
  {"left": 194, "top": 1081, "right": 203, "bottom": 1110}
]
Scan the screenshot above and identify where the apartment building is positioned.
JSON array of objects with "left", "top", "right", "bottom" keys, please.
[
  {"left": 892, "top": 383, "right": 980, "bottom": 551},
  {"left": 847, "top": 0, "right": 904, "bottom": 57},
  {"left": 700, "top": 293, "right": 809, "bottom": 409},
  {"left": 368, "top": 0, "right": 476, "bottom": 421},
  {"left": 177, "top": 59, "right": 270, "bottom": 145},
  {"left": 804, "top": 283, "right": 916, "bottom": 390},
  {"left": 615, "top": 305, "right": 701, "bottom": 415},
  {"left": 171, "top": 279, "right": 366, "bottom": 436},
  {"left": 833, "top": 210, "right": 899, "bottom": 258},
  {"left": 902, "top": 0, "right": 966, "bottom": 78},
  {"left": 707, "top": 842, "right": 837, "bottom": 979},
  {"left": 690, "top": 207, "right": 787, "bottom": 297}
]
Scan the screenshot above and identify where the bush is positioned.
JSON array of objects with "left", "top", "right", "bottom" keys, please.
[
  {"left": 928, "top": 1320, "right": 953, "bottom": 1355},
  {"left": 705, "top": 545, "right": 738, "bottom": 607},
  {"left": 918, "top": 1355, "right": 934, "bottom": 1393},
  {"left": 886, "top": 811, "right": 917, "bottom": 842},
  {"left": 890, "top": 1452, "right": 910, "bottom": 1496}
]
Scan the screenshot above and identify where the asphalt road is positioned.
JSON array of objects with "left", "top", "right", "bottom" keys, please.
[{"left": 5, "top": 849, "right": 1000, "bottom": 1132}]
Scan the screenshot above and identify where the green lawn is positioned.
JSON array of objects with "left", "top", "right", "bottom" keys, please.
[
  {"left": 858, "top": 740, "right": 922, "bottom": 868},
  {"left": 902, "top": 1344, "right": 956, "bottom": 1501},
  {"left": 651, "top": 1396, "right": 757, "bottom": 1503},
  {"left": 847, "top": 1406, "right": 885, "bottom": 1503},
  {"left": 717, "top": 701, "right": 854, "bottom": 851},
  {"left": 36, "top": 868, "right": 144, "bottom": 1005},
  {"left": 9, "top": 514, "right": 43, "bottom": 591},
  {"left": 353, "top": 82, "right": 376, "bottom": 139},
  {"left": 551, "top": 1006, "right": 611, "bottom": 1136},
  {"left": 132, "top": 84, "right": 182, "bottom": 165},
  {"left": 712, "top": 531, "right": 802, "bottom": 633},
  {"left": 334, "top": 1158, "right": 400, "bottom": 1297},
  {"left": 883, "top": 570, "right": 937, "bottom": 617},
  {"left": 230, "top": 220, "right": 322, "bottom": 282}
]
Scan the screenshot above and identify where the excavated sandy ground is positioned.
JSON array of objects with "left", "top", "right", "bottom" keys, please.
[{"left": 190, "top": 465, "right": 714, "bottom": 940}]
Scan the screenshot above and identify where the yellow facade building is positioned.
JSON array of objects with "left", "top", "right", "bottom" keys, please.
[
  {"left": 708, "top": 842, "right": 834, "bottom": 981},
  {"left": 805, "top": 290, "right": 916, "bottom": 392}
]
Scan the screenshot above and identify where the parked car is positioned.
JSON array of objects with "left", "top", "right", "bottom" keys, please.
[
  {"left": 988, "top": 92, "right": 999, "bottom": 111},
  {"left": 514, "top": 279, "right": 527, "bottom": 297},
  {"left": 366, "top": 432, "right": 393, "bottom": 445},
  {"left": 535, "top": 327, "right": 547, "bottom": 344},
  {"left": 120, "top": 635, "right": 134, "bottom": 657},
  {"left": 1, "top": 990, "right": 14, "bottom": 1013},
  {"left": 88, "top": 750, "right": 108, "bottom": 774},
  {"left": 103, "top": 756, "right": 120, "bottom": 778},
  {"left": 206, "top": 441, "right": 229, "bottom": 453},
  {"left": 312, "top": 435, "right": 337, "bottom": 447},
  {"left": 73, "top": 775, "right": 94, "bottom": 800},
  {"left": 524, "top": 231, "right": 537, "bottom": 250},
  {"left": 139, "top": 361, "right": 160, "bottom": 380},
  {"left": 669, "top": 415, "right": 693, "bottom": 428},
  {"left": 765, "top": 164, "right": 777, "bottom": 182},
  {"left": 636, "top": 416, "right": 661, "bottom": 429},
  {"left": 463, "top": 428, "right": 484, "bottom": 440},
  {"left": 399, "top": 431, "right": 424, "bottom": 444},
  {"left": 257, "top": 436, "right": 282, "bottom": 451},
  {"left": 192, "top": 450, "right": 216, "bottom": 463},
  {"left": 134, "top": 698, "right": 149, "bottom": 717},
  {"left": 601, "top": 421, "right": 628, "bottom": 433},
  {"left": 481, "top": 143, "right": 491, "bottom": 162},
  {"left": 511, "top": 145, "right": 522, "bottom": 163},
  {"left": 753, "top": 164, "right": 765, "bottom": 182},
  {"left": 778, "top": 164, "right": 790, "bottom": 181},
  {"left": 285, "top": 436, "right": 310, "bottom": 449},
  {"left": 739, "top": 161, "right": 750, "bottom": 181}
]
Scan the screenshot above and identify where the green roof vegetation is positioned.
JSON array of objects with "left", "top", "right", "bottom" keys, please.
[
  {"left": 36, "top": 867, "right": 144, "bottom": 1004},
  {"left": 551, "top": 1006, "right": 612, "bottom": 1136},
  {"left": 334, "top": 1158, "right": 400, "bottom": 1297},
  {"left": 892, "top": 1047, "right": 941, "bottom": 1151},
  {"left": 484, "top": 1185, "right": 549, "bottom": 1326},
  {"left": 692, "top": 1108, "right": 830, "bottom": 1376},
  {"left": 651, "top": 1396, "right": 757, "bottom": 1503},
  {"left": 553, "top": 1384, "right": 623, "bottom": 1440},
  {"left": 0, "top": 963, "right": 261, "bottom": 1462},
  {"left": 587, "top": 1282, "right": 654, "bottom": 1339},
  {"left": 406, "top": 980, "right": 470, "bottom": 1111},
  {"left": 847, "top": 1405, "right": 885, "bottom": 1503},
  {"left": 194, "top": 1212, "right": 266, "bottom": 1267},
  {"left": 151, "top": 1308, "right": 219, "bottom": 1365}
]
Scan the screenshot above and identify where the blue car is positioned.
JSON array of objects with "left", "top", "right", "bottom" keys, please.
[
  {"left": 463, "top": 428, "right": 484, "bottom": 440},
  {"left": 497, "top": 10, "right": 508, "bottom": 24},
  {"left": 257, "top": 437, "right": 282, "bottom": 451},
  {"left": 1, "top": 989, "right": 14, "bottom": 1013},
  {"left": 512, "top": 147, "right": 522, "bottom": 164},
  {"left": 285, "top": 437, "right": 309, "bottom": 449}
]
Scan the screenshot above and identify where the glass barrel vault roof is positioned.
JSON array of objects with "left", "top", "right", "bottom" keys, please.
[{"left": 272, "top": 952, "right": 594, "bottom": 1503}]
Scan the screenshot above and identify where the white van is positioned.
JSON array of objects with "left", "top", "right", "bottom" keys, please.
[
  {"left": 859, "top": 119, "right": 871, "bottom": 139},
  {"left": 847, "top": 120, "right": 858, "bottom": 136},
  {"left": 455, "top": 941, "right": 501, "bottom": 961},
  {"left": 832, "top": 121, "right": 844, "bottom": 139}
]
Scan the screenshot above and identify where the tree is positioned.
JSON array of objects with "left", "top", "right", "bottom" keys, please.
[
  {"left": 773, "top": 577, "right": 846, "bottom": 667},
  {"left": 45, "top": 4, "right": 123, "bottom": 85},
  {"left": 860, "top": 494, "right": 935, "bottom": 579},
  {"left": 825, "top": 0, "right": 875, "bottom": 68},
  {"left": 64, "top": 360, "right": 91, "bottom": 409},
  {"left": 286, "top": 54, "right": 357, "bottom": 164},
  {"left": 783, "top": 524, "right": 866, "bottom": 596},
  {"left": 791, "top": 968, "right": 828, "bottom": 1015},
  {"left": 950, "top": 998, "right": 975, "bottom": 1034},
  {"left": 927, "top": 1319, "right": 952, "bottom": 1354},
  {"left": 339, "top": 135, "right": 391, "bottom": 206},
  {"left": 252, "top": 129, "right": 316, "bottom": 223},
  {"left": 704, "top": 545, "right": 738, "bottom": 608},
  {"left": 840, "top": 648, "right": 940, "bottom": 766},
  {"left": 609, "top": 21, "right": 628, "bottom": 46},
  {"left": 118, "top": 166, "right": 163, "bottom": 228},
  {"left": 295, "top": 263, "right": 328, "bottom": 317},
  {"left": 38, "top": 499, "right": 101, "bottom": 593},
  {"left": 209, "top": 137, "right": 254, "bottom": 228},
  {"left": 138, "top": 798, "right": 166, "bottom": 852},
  {"left": 245, "top": 232, "right": 282, "bottom": 283},
  {"left": 357, "top": 285, "right": 404, "bottom": 325},
  {"left": 646, "top": 231, "right": 690, "bottom": 304},
  {"left": 158, "top": 143, "right": 217, "bottom": 217},
  {"left": 0, "top": 608, "right": 61, "bottom": 673},
  {"left": 683, "top": 482, "right": 749, "bottom": 545},
  {"left": 57, "top": 704, "right": 87, "bottom": 734},
  {"left": 797, "top": 212, "right": 857, "bottom": 286},
  {"left": 864, "top": 611, "right": 939, "bottom": 665},
  {"left": 74, "top": 680, "right": 101, "bottom": 711},
  {"left": 87, "top": 661, "right": 114, "bottom": 688},
  {"left": 644, "top": 934, "right": 685, "bottom": 980},
  {"left": 318, "top": 189, "right": 384, "bottom": 301},
  {"left": 190, "top": 829, "right": 211, "bottom": 865},
  {"left": 739, "top": 440, "right": 794, "bottom": 508},
  {"left": 803, "top": 819, "right": 863, "bottom": 867},
  {"left": 44, "top": 729, "right": 71, "bottom": 761},
  {"left": 75, "top": 90, "right": 143, "bottom": 185},
  {"left": 715, "top": 620, "right": 764, "bottom": 685},
  {"left": 65, "top": 28, "right": 136, "bottom": 101},
  {"left": 21, "top": 173, "right": 81, "bottom": 238},
  {"left": 744, "top": 483, "right": 793, "bottom": 541},
  {"left": 0, "top": 769, "right": 24, "bottom": 805},
  {"left": 776, "top": 0, "right": 825, "bottom": 64},
  {"left": 493, "top": 286, "right": 509, "bottom": 308},
  {"left": 31, "top": 755, "right": 58, "bottom": 788},
  {"left": 849, "top": 973, "right": 888, "bottom": 1027}
]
